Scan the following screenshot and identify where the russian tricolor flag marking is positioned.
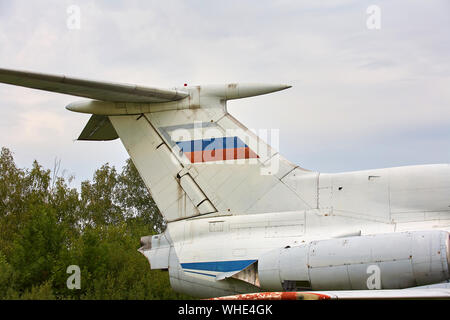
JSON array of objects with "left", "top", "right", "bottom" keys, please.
[{"left": 176, "top": 137, "right": 259, "bottom": 163}]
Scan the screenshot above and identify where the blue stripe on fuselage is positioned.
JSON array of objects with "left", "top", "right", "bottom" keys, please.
[{"left": 181, "top": 260, "right": 256, "bottom": 273}]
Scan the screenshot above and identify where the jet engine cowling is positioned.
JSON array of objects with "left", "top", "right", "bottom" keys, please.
[{"left": 258, "top": 230, "right": 450, "bottom": 291}]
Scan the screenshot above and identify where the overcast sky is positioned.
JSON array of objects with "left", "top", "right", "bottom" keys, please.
[{"left": 0, "top": 0, "right": 449, "bottom": 186}]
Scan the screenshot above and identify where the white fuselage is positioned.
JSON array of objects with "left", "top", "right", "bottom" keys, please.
[{"left": 143, "top": 163, "right": 450, "bottom": 297}]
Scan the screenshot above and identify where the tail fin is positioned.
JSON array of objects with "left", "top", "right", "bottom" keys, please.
[
  {"left": 0, "top": 68, "right": 314, "bottom": 222},
  {"left": 107, "top": 84, "right": 312, "bottom": 222}
]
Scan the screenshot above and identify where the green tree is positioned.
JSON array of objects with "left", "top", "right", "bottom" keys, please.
[
  {"left": 0, "top": 147, "right": 189, "bottom": 300},
  {"left": 116, "top": 159, "right": 164, "bottom": 232},
  {"left": 10, "top": 204, "right": 65, "bottom": 290}
]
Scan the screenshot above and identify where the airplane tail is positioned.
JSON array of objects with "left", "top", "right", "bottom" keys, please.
[
  {"left": 0, "top": 68, "right": 315, "bottom": 223},
  {"left": 102, "top": 84, "right": 314, "bottom": 222}
]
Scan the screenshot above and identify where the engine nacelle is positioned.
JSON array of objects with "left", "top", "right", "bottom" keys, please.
[{"left": 258, "top": 230, "right": 450, "bottom": 291}]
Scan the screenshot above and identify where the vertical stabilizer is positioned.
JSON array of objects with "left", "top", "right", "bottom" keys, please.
[{"left": 108, "top": 84, "right": 312, "bottom": 222}]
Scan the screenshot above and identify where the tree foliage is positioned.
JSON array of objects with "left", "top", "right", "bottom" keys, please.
[{"left": 0, "top": 147, "right": 188, "bottom": 300}]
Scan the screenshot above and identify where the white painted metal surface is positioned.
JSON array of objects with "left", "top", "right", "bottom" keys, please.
[
  {"left": 0, "top": 68, "right": 449, "bottom": 299},
  {"left": 259, "top": 230, "right": 450, "bottom": 291}
]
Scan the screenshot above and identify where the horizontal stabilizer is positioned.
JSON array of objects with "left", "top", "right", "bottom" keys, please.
[
  {"left": 0, "top": 68, "right": 189, "bottom": 103},
  {"left": 78, "top": 115, "right": 118, "bottom": 141}
]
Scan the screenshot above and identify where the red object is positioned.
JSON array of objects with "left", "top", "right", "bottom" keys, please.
[
  {"left": 208, "top": 292, "right": 331, "bottom": 301},
  {"left": 184, "top": 147, "right": 259, "bottom": 163}
]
